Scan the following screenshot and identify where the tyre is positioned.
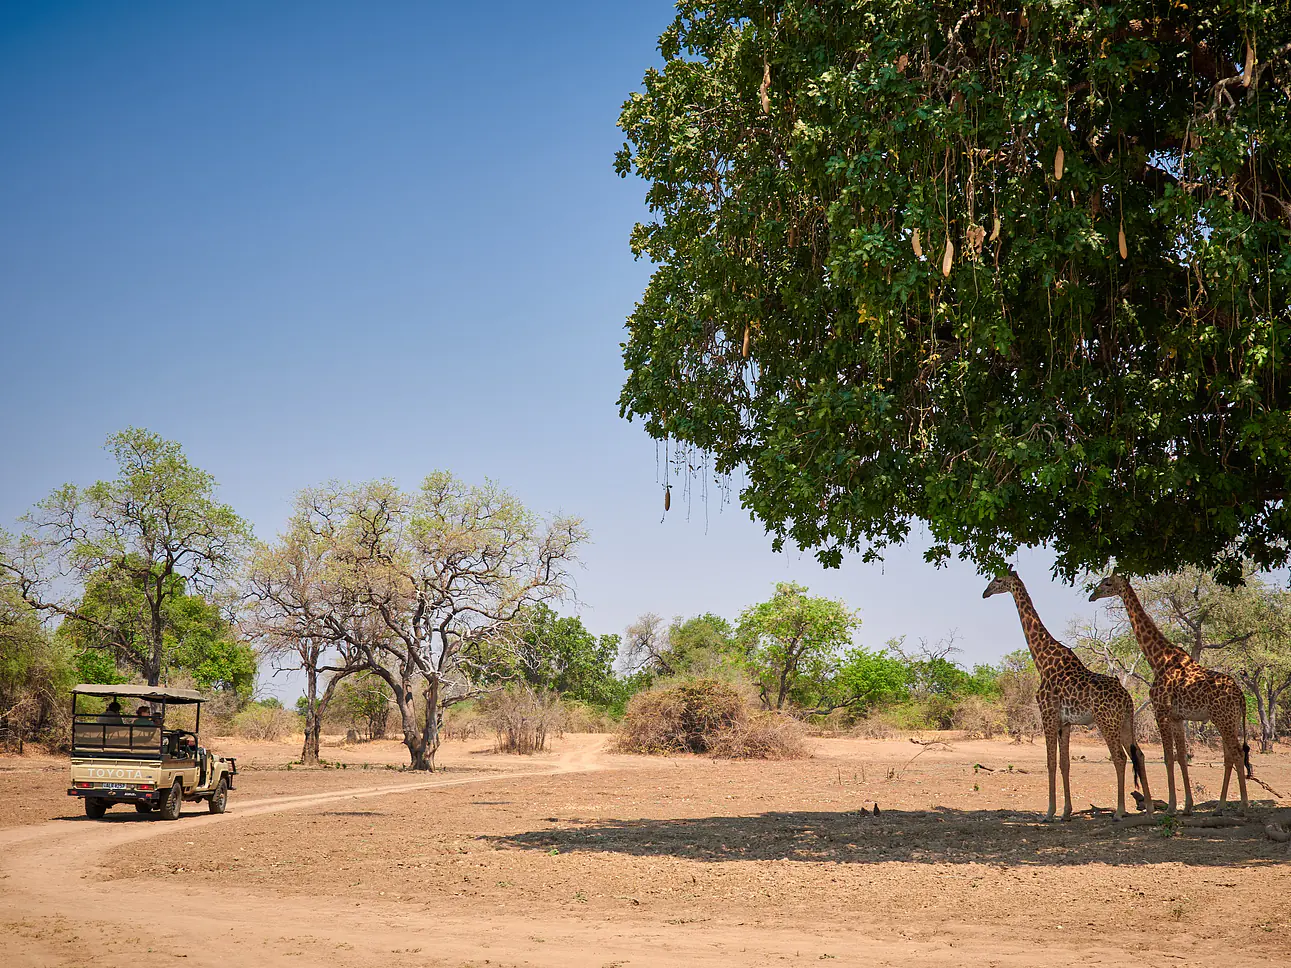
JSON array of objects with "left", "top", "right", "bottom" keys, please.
[
  {"left": 85, "top": 798, "right": 107, "bottom": 819},
  {"left": 135, "top": 802, "right": 154, "bottom": 814},
  {"left": 208, "top": 777, "right": 228, "bottom": 814},
  {"left": 158, "top": 780, "right": 183, "bottom": 821}
]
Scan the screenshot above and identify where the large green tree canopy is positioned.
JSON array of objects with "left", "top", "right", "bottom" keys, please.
[{"left": 617, "top": 1, "right": 1291, "bottom": 582}]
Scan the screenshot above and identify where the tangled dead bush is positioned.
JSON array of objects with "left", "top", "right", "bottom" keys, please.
[
  {"left": 484, "top": 686, "right": 562, "bottom": 754},
  {"left": 997, "top": 664, "right": 1041, "bottom": 742},
  {"left": 442, "top": 704, "right": 484, "bottom": 742},
  {"left": 616, "top": 678, "right": 805, "bottom": 759},
  {"left": 954, "top": 696, "right": 1007, "bottom": 739},
  {"left": 706, "top": 711, "right": 808, "bottom": 759},
  {"left": 850, "top": 715, "right": 896, "bottom": 739},
  {"left": 231, "top": 705, "right": 300, "bottom": 741}
]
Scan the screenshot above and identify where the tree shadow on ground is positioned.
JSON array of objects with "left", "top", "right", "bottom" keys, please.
[{"left": 485, "top": 803, "right": 1287, "bottom": 869}]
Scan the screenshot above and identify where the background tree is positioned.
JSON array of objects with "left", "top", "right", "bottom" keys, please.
[
  {"left": 815, "top": 641, "right": 909, "bottom": 715},
  {"left": 513, "top": 604, "right": 620, "bottom": 706},
  {"left": 617, "top": 2, "right": 1291, "bottom": 583},
  {"left": 0, "top": 586, "right": 76, "bottom": 750},
  {"left": 54, "top": 563, "right": 256, "bottom": 701},
  {"left": 333, "top": 672, "right": 393, "bottom": 740},
  {"left": 245, "top": 516, "right": 364, "bottom": 765},
  {"left": 623, "top": 611, "right": 742, "bottom": 680},
  {"left": 2, "top": 428, "right": 252, "bottom": 684},
  {"left": 300, "top": 474, "right": 586, "bottom": 770},
  {"left": 622, "top": 612, "right": 670, "bottom": 676},
  {"left": 664, "top": 613, "right": 742, "bottom": 675},
  {"left": 736, "top": 582, "right": 859, "bottom": 710}
]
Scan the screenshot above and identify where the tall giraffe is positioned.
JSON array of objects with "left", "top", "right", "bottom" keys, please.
[
  {"left": 984, "top": 571, "right": 1150, "bottom": 821},
  {"left": 1089, "top": 575, "right": 1251, "bottom": 815}
]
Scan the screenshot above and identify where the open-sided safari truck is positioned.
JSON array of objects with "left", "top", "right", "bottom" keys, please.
[{"left": 68, "top": 684, "right": 237, "bottom": 820}]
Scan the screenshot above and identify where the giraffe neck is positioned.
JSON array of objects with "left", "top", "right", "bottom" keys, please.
[
  {"left": 1118, "top": 582, "right": 1187, "bottom": 672},
  {"left": 1008, "top": 581, "right": 1074, "bottom": 676}
]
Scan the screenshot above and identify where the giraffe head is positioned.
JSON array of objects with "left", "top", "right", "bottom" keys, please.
[
  {"left": 1087, "top": 574, "right": 1128, "bottom": 602},
  {"left": 982, "top": 570, "right": 1019, "bottom": 599}
]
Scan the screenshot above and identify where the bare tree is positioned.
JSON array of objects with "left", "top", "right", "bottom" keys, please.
[
  {"left": 298, "top": 474, "right": 586, "bottom": 770},
  {"left": 622, "top": 612, "right": 670, "bottom": 675},
  {"left": 244, "top": 514, "right": 364, "bottom": 765}
]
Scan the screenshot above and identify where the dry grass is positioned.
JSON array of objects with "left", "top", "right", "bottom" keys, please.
[{"left": 230, "top": 706, "right": 299, "bottom": 741}]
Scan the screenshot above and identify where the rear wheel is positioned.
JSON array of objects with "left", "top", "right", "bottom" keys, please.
[
  {"left": 158, "top": 780, "right": 183, "bottom": 821},
  {"left": 135, "top": 802, "right": 154, "bottom": 814},
  {"left": 208, "top": 777, "right": 228, "bottom": 814},
  {"left": 85, "top": 798, "right": 107, "bottom": 819}
]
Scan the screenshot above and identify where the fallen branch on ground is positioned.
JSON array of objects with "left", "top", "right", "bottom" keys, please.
[
  {"left": 893, "top": 742, "right": 953, "bottom": 778},
  {"left": 1249, "top": 774, "right": 1286, "bottom": 799},
  {"left": 1265, "top": 822, "right": 1290, "bottom": 844}
]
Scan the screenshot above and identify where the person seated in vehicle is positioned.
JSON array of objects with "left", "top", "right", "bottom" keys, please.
[
  {"left": 132, "top": 704, "right": 153, "bottom": 725},
  {"left": 100, "top": 700, "right": 124, "bottom": 724}
]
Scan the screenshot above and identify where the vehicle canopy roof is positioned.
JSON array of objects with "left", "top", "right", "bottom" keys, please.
[{"left": 72, "top": 684, "right": 207, "bottom": 705}]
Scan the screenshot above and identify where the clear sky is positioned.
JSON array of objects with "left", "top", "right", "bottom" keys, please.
[{"left": 0, "top": 1, "right": 1113, "bottom": 699}]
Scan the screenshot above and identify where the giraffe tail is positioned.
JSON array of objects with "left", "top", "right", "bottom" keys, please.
[
  {"left": 1242, "top": 712, "right": 1253, "bottom": 778},
  {"left": 1128, "top": 742, "right": 1146, "bottom": 792}
]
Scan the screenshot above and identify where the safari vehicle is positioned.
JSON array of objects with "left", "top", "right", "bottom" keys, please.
[{"left": 67, "top": 684, "right": 237, "bottom": 820}]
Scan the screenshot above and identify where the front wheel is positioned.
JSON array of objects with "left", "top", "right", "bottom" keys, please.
[
  {"left": 208, "top": 777, "right": 228, "bottom": 814},
  {"left": 158, "top": 780, "right": 183, "bottom": 821},
  {"left": 85, "top": 798, "right": 107, "bottom": 819}
]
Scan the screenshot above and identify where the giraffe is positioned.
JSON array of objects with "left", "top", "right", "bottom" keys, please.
[
  {"left": 984, "top": 571, "right": 1150, "bottom": 821},
  {"left": 1089, "top": 575, "right": 1251, "bottom": 816}
]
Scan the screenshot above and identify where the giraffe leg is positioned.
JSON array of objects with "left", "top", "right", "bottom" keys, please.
[
  {"left": 1042, "top": 714, "right": 1059, "bottom": 822},
  {"left": 1058, "top": 725, "right": 1073, "bottom": 821},
  {"left": 1218, "top": 736, "right": 1233, "bottom": 814},
  {"left": 1133, "top": 740, "right": 1154, "bottom": 817},
  {"left": 1219, "top": 724, "right": 1248, "bottom": 817},
  {"left": 1172, "top": 719, "right": 1194, "bottom": 815},
  {"left": 1155, "top": 708, "right": 1178, "bottom": 815},
  {"left": 1104, "top": 726, "right": 1128, "bottom": 820}
]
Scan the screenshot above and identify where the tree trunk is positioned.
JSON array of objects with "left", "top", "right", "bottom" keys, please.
[
  {"left": 1260, "top": 682, "right": 1277, "bottom": 754},
  {"left": 147, "top": 597, "right": 165, "bottom": 686},
  {"left": 418, "top": 677, "right": 442, "bottom": 771},
  {"left": 301, "top": 667, "right": 321, "bottom": 766},
  {"left": 395, "top": 683, "right": 433, "bottom": 771}
]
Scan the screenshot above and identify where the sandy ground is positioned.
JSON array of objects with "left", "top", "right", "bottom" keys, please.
[{"left": 0, "top": 731, "right": 1288, "bottom": 967}]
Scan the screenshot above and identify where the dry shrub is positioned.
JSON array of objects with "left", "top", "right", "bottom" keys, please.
[
  {"left": 850, "top": 715, "right": 896, "bottom": 739},
  {"left": 806, "top": 708, "right": 854, "bottom": 737},
  {"left": 561, "top": 701, "right": 617, "bottom": 734},
  {"left": 616, "top": 678, "right": 805, "bottom": 759},
  {"left": 954, "top": 696, "right": 1007, "bottom": 739},
  {"left": 484, "top": 686, "right": 561, "bottom": 754},
  {"left": 231, "top": 705, "right": 299, "bottom": 741},
  {"left": 1133, "top": 711, "right": 1161, "bottom": 745},
  {"left": 997, "top": 665, "right": 1041, "bottom": 743},
  {"left": 442, "top": 704, "right": 484, "bottom": 742},
  {"left": 706, "top": 711, "right": 807, "bottom": 759}
]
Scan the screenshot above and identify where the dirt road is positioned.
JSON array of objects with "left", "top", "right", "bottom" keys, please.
[{"left": 1, "top": 734, "right": 1288, "bottom": 967}]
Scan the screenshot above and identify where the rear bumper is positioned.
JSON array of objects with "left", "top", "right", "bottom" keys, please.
[{"left": 68, "top": 787, "right": 160, "bottom": 803}]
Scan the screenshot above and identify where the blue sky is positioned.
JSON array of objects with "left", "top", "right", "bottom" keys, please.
[{"left": 0, "top": 2, "right": 1111, "bottom": 698}]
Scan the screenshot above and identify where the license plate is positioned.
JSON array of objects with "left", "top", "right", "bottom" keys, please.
[{"left": 100, "top": 783, "right": 130, "bottom": 790}]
